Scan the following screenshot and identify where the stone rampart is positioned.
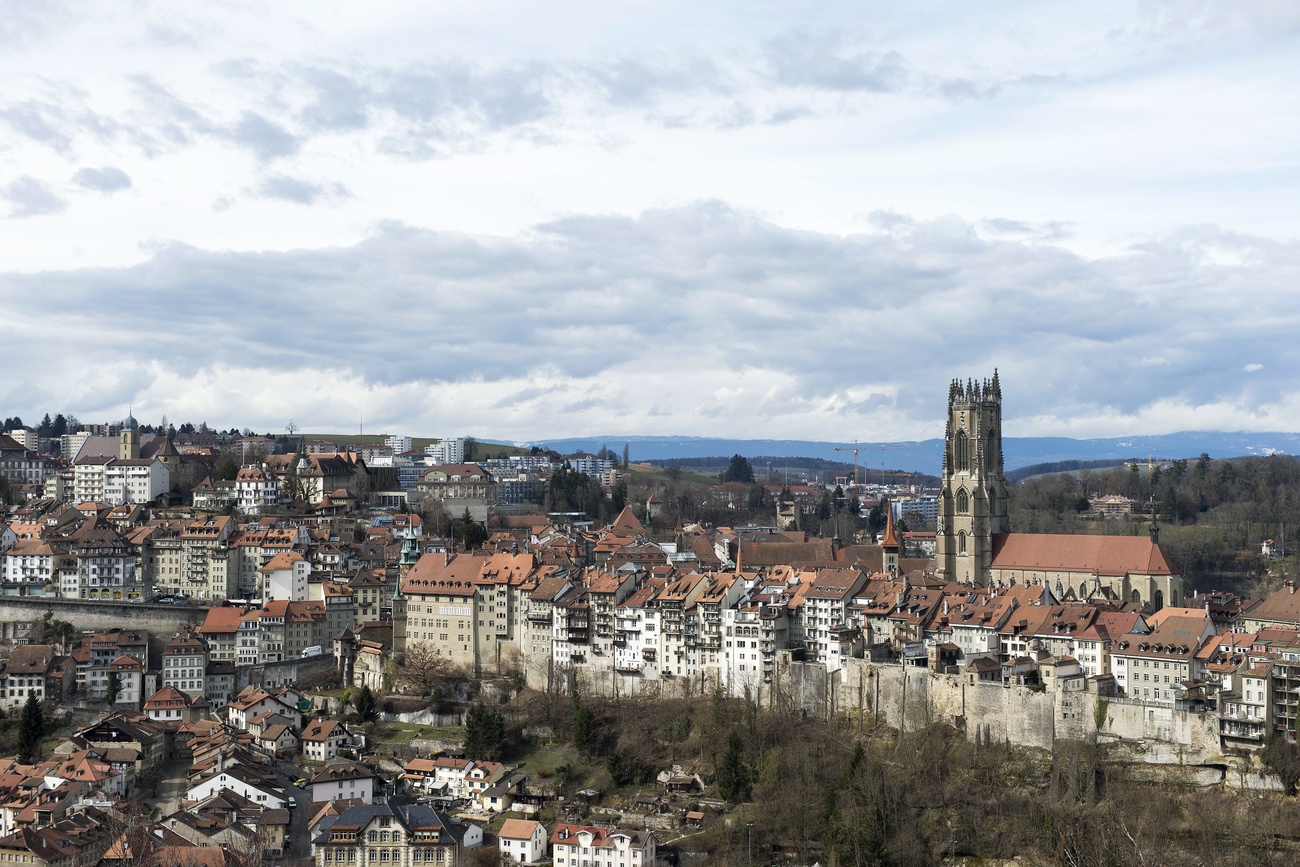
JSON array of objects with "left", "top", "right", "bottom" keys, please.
[
  {"left": 0, "top": 596, "right": 206, "bottom": 637},
  {"left": 782, "top": 656, "right": 1233, "bottom": 768}
]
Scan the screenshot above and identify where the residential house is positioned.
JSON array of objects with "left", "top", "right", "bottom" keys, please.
[
  {"left": 498, "top": 818, "right": 547, "bottom": 865},
  {"left": 311, "top": 799, "right": 479, "bottom": 867},
  {"left": 550, "top": 824, "right": 656, "bottom": 867},
  {"left": 300, "top": 718, "right": 352, "bottom": 763},
  {"left": 309, "top": 760, "right": 380, "bottom": 806}
]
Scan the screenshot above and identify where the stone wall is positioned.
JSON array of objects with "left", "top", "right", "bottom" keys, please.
[
  {"left": 0, "top": 596, "right": 204, "bottom": 637},
  {"left": 780, "top": 656, "right": 1242, "bottom": 775}
]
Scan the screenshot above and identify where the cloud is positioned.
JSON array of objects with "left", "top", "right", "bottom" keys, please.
[
  {"left": 581, "top": 55, "right": 731, "bottom": 106},
  {"left": 762, "top": 29, "right": 911, "bottom": 92},
  {"left": 0, "top": 205, "right": 1296, "bottom": 440},
  {"left": 72, "top": 166, "right": 132, "bottom": 193},
  {"left": 0, "top": 92, "right": 119, "bottom": 154},
  {"left": 255, "top": 174, "right": 351, "bottom": 205},
  {"left": 2, "top": 176, "right": 67, "bottom": 218},
  {"left": 225, "top": 110, "right": 300, "bottom": 161},
  {"left": 1244, "top": 363, "right": 1264, "bottom": 372}
]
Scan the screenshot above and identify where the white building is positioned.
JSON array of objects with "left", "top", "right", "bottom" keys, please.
[
  {"left": 236, "top": 465, "right": 281, "bottom": 514},
  {"left": 73, "top": 457, "right": 111, "bottom": 503},
  {"left": 260, "top": 550, "right": 311, "bottom": 602},
  {"left": 551, "top": 825, "right": 656, "bottom": 867},
  {"left": 2, "top": 540, "right": 57, "bottom": 594},
  {"left": 73, "top": 457, "right": 169, "bottom": 505},
  {"left": 498, "top": 819, "right": 547, "bottom": 865},
  {"left": 425, "top": 437, "right": 465, "bottom": 465},
  {"left": 384, "top": 434, "right": 413, "bottom": 454},
  {"left": 103, "top": 458, "right": 169, "bottom": 504}
]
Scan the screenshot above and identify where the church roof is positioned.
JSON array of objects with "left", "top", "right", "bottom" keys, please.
[
  {"left": 881, "top": 510, "right": 899, "bottom": 549},
  {"left": 990, "top": 533, "right": 1175, "bottom": 577}
]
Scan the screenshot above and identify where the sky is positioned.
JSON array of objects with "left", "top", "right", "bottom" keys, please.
[{"left": 2, "top": 0, "right": 1299, "bottom": 445}]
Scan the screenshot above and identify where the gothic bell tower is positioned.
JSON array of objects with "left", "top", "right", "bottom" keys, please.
[{"left": 936, "top": 371, "right": 1009, "bottom": 586}]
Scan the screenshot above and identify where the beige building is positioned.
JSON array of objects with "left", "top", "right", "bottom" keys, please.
[{"left": 401, "top": 552, "right": 485, "bottom": 671}]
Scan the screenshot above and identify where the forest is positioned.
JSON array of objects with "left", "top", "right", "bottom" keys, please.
[
  {"left": 470, "top": 687, "right": 1300, "bottom": 867},
  {"left": 1010, "top": 453, "right": 1300, "bottom": 594}
]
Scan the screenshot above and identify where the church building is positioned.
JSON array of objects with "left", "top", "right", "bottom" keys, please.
[{"left": 936, "top": 371, "right": 1182, "bottom": 610}]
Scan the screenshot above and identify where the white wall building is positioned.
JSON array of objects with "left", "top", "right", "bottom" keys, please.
[
  {"left": 425, "top": 437, "right": 465, "bottom": 465},
  {"left": 236, "top": 466, "right": 281, "bottom": 514},
  {"left": 384, "top": 434, "right": 413, "bottom": 454},
  {"left": 104, "top": 458, "right": 169, "bottom": 504}
]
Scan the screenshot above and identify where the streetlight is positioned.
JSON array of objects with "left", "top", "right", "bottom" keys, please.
[{"left": 747, "top": 821, "right": 754, "bottom": 866}]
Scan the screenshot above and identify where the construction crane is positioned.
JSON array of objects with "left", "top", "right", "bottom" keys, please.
[{"left": 832, "top": 440, "right": 927, "bottom": 488}]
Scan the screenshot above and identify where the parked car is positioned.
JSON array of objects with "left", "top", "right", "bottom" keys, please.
[{"left": 287, "top": 797, "right": 297, "bottom": 809}]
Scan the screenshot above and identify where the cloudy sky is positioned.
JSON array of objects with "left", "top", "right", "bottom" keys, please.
[{"left": 2, "top": 1, "right": 1299, "bottom": 444}]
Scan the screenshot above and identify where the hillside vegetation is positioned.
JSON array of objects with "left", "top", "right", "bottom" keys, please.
[
  {"left": 1009, "top": 453, "right": 1300, "bottom": 593},
  {"left": 488, "top": 689, "right": 1300, "bottom": 867}
]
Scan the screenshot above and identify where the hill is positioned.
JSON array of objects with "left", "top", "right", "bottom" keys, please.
[{"left": 527, "top": 432, "right": 1300, "bottom": 474}]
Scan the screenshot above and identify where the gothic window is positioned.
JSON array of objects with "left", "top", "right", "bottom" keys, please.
[
  {"left": 955, "top": 430, "right": 969, "bottom": 473},
  {"left": 1131, "top": 590, "right": 1141, "bottom": 604},
  {"left": 956, "top": 489, "right": 969, "bottom": 514},
  {"left": 1154, "top": 590, "right": 1164, "bottom": 610},
  {"left": 957, "top": 531, "right": 966, "bottom": 554}
]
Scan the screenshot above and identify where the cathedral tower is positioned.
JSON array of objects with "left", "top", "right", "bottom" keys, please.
[{"left": 936, "top": 371, "right": 1009, "bottom": 585}]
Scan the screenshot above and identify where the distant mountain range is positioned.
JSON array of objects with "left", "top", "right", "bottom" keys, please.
[{"left": 520, "top": 433, "right": 1300, "bottom": 474}]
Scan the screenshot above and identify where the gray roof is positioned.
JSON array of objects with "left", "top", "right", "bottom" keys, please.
[{"left": 311, "top": 800, "right": 466, "bottom": 846}]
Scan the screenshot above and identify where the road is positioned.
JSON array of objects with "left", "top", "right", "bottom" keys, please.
[
  {"left": 273, "top": 757, "right": 312, "bottom": 861},
  {"left": 143, "top": 756, "right": 191, "bottom": 817}
]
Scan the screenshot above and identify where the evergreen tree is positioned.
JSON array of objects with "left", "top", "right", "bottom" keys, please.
[
  {"left": 722, "top": 454, "right": 755, "bottom": 484},
  {"left": 457, "top": 509, "right": 488, "bottom": 549},
  {"left": 465, "top": 702, "right": 507, "bottom": 761},
  {"left": 571, "top": 692, "right": 600, "bottom": 757},
  {"left": 17, "top": 693, "right": 44, "bottom": 764},
  {"left": 353, "top": 684, "right": 379, "bottom": 723},
  {"left": 717, "top": 730, "right": 750, "bottom": 802},
  {"left": 106, "top": 670, "right": 119, "bottom": 705}
]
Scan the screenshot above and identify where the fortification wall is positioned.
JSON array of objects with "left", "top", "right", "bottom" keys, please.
[
  {"left": 0, "top": 596, "right": 206, "bottom": 637},
  {"left": 782, "top": 657, "right": 1233, "bottom": 770}
]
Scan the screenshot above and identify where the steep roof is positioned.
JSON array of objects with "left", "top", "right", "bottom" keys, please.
[
  {"left": 401, "top": 552, "right": 486, "bottom": 597},
  {"left": 499, "top": 818, "right": 543, "bottom": 840},
  {"left": 1242, "top": 583, "right": 1300, "bottom": 627},
  {"left": 609, "top": 507, "right": 644, "bottom": 535},
  {"left": 990, "top": 533, "right": 1175, "bottom": 576},
  {"left": 881, "top": 509, "right": 899, "bottom": 549}
]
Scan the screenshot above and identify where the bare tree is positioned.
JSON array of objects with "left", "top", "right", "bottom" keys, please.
[{"left": 396, "top": 642, "right": 465, "bottom": 696}]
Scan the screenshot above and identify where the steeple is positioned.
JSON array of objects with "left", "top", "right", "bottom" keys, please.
[
  {"left": 935, "top": 371, "right": 1009, "bottom": 586},
  {"left": 119, "top": 409, "right": 140, "bottom": 460},
  {"left": 881, "top": 508, "right": 900, "bottom": 576}
]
